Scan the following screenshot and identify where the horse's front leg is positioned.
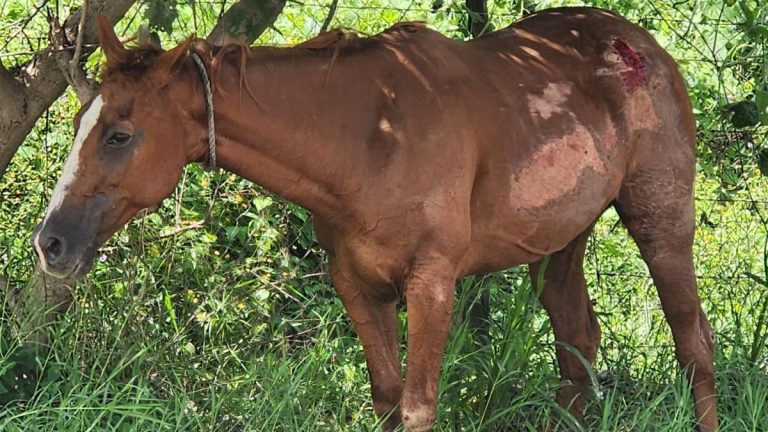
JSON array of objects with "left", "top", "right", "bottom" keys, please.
[
  {"left": 331, "top": 259, "right": 403, "bottom": 430},
  {"left": 400, "top": 256, "right": 456, "bottom": 431}
]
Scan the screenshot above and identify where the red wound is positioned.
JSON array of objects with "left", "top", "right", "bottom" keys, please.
[{"left": 612, "top": 38, "right": 649, "bottom": 92}]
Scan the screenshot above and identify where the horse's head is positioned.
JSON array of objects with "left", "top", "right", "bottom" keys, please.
[{"left": 33, "top": 17, "right": 206, "bottom": 279}]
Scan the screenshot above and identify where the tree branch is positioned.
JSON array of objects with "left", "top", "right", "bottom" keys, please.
[
  {"left": 466, "top": 0, "right": 492, "bottom": 38},
  {"left": 69, "top": 0, "right": 95, "bottom": 102},
  {"left": 207, "top": 0, "right": 288, "bottom": 45},
  {"left": 0, "top": 59, "right": 25, "bottom": 123},
  {"left": 0, "top": 61, "right": 21, "bottom": 95},
  {"left": 319, "top": 0, "right": 339, "bottom": 34},
  {"left": 71, "top": 0, "right": 89, "bottom": 75},
  {"left": 50, "top": 8, "right": 95, "bottom": 103}
]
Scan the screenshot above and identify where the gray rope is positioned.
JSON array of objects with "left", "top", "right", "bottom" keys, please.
[{"left": 190, "top": 52, "right": 216, "bottom": 170}]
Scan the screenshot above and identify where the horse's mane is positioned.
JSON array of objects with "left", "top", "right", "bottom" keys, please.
[
  {"left": 102, "top": 22, "right": 428, "bottom": 80},
  {"left": 207, "top": 27, "right": 366, "bottom": 64},
  {"left": 101, "top": 43, "right": 165, "bottom": 80},
  {"left": 204, "top": 24, "right": 426, "bottom": 104},
  {"left": 101, "top": 22, "right": 429, "bottom": 106},
  {"left": 295, "top": 28, "right": 361, "bottom": 49}
]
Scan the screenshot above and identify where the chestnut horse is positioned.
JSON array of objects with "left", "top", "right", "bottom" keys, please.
[{"left": 33, "top": 7, "right": 717, "bottom": 431}]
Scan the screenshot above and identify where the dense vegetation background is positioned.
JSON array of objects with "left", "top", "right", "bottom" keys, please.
[{"left": 1, "top": 0, "right": 767, "bottom": 430}]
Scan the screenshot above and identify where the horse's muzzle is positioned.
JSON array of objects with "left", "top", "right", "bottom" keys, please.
[{"left": 32, "top": 209, "right": 98, "bottom": 280}]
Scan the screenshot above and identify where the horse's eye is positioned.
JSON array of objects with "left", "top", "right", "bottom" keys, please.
[{"left": 105, "top": 132, "right": 132, "bottom": 147}]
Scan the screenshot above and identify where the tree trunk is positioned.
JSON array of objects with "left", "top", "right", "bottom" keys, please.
[
  {"left": 466, "top": 0, "right": 492, "bottom": 38},
  {"left": 6, "top": 271, "right": 74, "bottom": 349},
  {"left": 207, "top": 0, "right": 287, "bottom": 46},
  {"left": 461, "top": 0, "right": 492, "bottom": 340}
]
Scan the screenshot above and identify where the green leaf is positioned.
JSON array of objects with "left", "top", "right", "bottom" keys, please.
[
  {"left": 6, "top": 4, "right": 22, "bottom": 20},
  {"left": 726, "top": 100, "right": 759, "bottom": 128},
  {"left": 755, "top": 90, "right": 768, "bottom": 116},
  {"left": 253, "top": 196, "right": 273, "bottom": 212},
  {"left": 144, "top": 0, "right": 179, "bottom": 34},
  {"left": 163, "top": 290, "right": 179, "bottom": 332},
  {"left": 747, "top": 24, "right": 768, "bottom": 42},
  {"left": 182, "top": 341, "right": 196, "bottom": 355},
  {"left": 758, "top": 148, "right": 768, "bottom": 177},
  {"left": 740, "top": 1, "right": 756, "bottom": 25}
]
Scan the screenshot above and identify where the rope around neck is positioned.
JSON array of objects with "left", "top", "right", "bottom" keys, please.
[{"left": 190, "top": 52, "right": 216, "bottom": 170}]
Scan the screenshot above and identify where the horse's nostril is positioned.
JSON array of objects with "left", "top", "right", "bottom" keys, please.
[{"left": 43, "top": 236, "right": 65, "bottom": 260}]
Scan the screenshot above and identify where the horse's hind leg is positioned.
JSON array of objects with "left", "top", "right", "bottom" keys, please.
[
  {"left": 614, "top": 155, "right": 717, "bottom": 431},
  {"left": 529, "top": 223, "right": 600, "bottom": 418}
]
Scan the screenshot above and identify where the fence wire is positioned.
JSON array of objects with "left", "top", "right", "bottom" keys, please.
[{"left": 1, "top": 0, "right": 767, "bottom": 366}]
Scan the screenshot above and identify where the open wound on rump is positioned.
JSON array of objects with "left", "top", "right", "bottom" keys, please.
[{"left": 612, "top": 38, "right": 649, "bottom": 92}]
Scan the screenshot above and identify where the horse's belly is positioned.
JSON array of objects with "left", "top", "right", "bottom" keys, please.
[{"left": 462, "top": 167, "right": 622, "bottom": 276}]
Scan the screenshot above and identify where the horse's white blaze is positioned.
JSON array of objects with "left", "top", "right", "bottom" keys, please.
[
  {"left": 45, "top": 95, "right": 105, "bottom": 219},
  {"left": 34, "top": 95, "right": 104, "bottom": 269}
]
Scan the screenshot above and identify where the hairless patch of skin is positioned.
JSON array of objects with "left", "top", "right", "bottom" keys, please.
[
  {"left": 498, "top": 52, "right": 524, "bottom": 65},
  {"left": 379, "top": 117, "right": 394, "bottom": 133},
  {"left": 520, "top": 46, "right": 544, "bottom": 61},
  {"left": 626, "top": 89, "right": 660, "bottom": 130},
  {"left": 602, "top": 118, "right": 618, "bottom": 149},
  {"left": 378, "top": 116, "right": 405, "bottom": 144},
  {"left": 377, "top": 82, "right": 396, "bottom": 100},
  {"left": 527, "top": 82, "right": 572, "bottom": 120},
  {"left": 401, "top": 405, "right": 435, "bottom": 432},
  {"left": 510, "top": 123, "right": 606, "bottom": 208},
  {"left": 594, "top": 40, "right": 660, "bottom": 130}
]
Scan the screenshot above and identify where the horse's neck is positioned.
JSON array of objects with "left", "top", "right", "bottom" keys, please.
[{"left": 206, "top": 49, "right": 366, "bottom": 222}]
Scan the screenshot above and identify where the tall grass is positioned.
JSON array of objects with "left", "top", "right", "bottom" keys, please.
[{"left": 1, "top": 258, "right": 767, "bottom": 430}]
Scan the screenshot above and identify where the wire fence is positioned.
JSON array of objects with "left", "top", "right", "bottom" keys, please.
[{"left": 1, "top": 0, "right": 767, "bottom": 364}]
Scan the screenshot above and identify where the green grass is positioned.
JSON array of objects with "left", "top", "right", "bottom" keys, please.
[{"left": 1, "top": 263, "right": 767, "bottom": 431}]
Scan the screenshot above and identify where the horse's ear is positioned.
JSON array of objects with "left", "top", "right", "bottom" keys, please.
[
  {"left": 96, "top": 14, "right": 127, "bottom": 66},
  {"left": 153, "top": 36, "right": 194, "bottom": 81}
]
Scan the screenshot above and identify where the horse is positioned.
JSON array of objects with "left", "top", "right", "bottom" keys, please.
[{"left": 32, "top": 7, "right": 717, "bottom": 431}]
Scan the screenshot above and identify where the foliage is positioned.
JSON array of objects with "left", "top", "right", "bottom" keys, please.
[
  {"left": 1, "top": 0, "right": 768, "bottom": 430},
  {"left": 144, "top": 0, "right": 181, "bottom": 34}
]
